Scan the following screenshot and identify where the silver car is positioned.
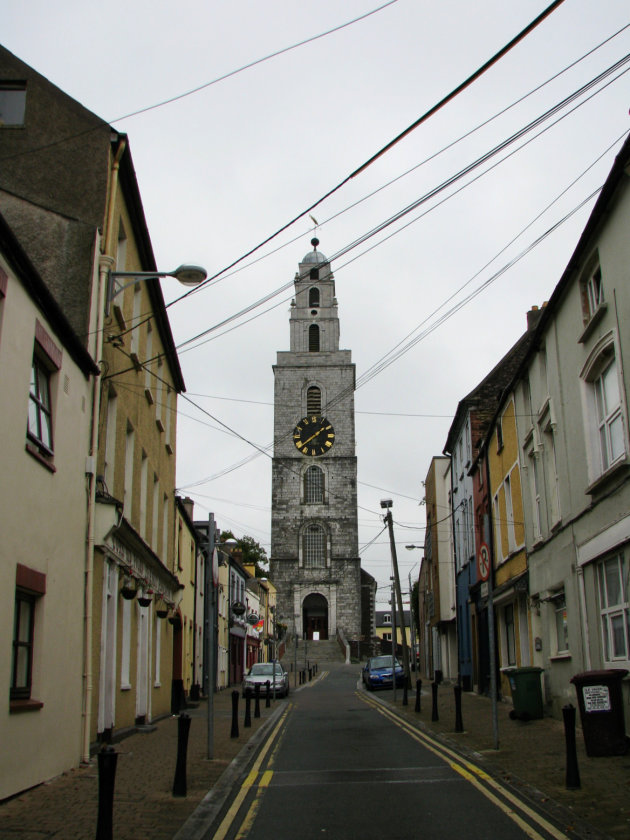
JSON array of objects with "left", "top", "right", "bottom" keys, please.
[{"left": 242, "top": 662, "right": 290, "bottom": 698}]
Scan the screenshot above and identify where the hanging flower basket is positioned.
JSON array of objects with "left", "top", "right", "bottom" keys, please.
[
  {"left": 155, "top": 597, "right": 169, "bottom": 618},
  {"left": 120, "top": 575, "right": 137, "bottom": 600},
  {"left": 137, "top": 588, "right": 153, "bottom": 607}
]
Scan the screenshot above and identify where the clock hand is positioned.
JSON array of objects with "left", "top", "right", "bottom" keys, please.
[{"left": 302, "top": 429, "right": 322, "bottom": 446}]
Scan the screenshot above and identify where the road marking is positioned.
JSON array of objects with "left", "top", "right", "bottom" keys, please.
[
  {"left": 212, "top": 704, "right": 291, "bottom": 840},
  {"left": 358, "top": 692, "right": 571, "bottom": 840}
]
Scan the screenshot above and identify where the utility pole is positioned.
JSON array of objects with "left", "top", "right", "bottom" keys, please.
[
  {"left": 205, "top": 514, "right": 216, "bottom": 760},
  {"left": 381, "top": 500, "right": 410, "bottom": 687}
]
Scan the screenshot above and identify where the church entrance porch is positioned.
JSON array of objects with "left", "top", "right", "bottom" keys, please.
[{"left": 303, "top": 593, "right": 329, "bottom": 640}]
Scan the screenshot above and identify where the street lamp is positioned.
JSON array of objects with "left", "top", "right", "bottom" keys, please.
[{"left": 105, "top": 264, "right": 207, "bottom": 314}]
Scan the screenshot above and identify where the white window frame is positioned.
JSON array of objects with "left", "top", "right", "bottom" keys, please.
[
  {"left": 580, "top": 337, "right": 627, "bottom": 485},
  {"left": 598, "top": 553, "right": 630, "bottom": 665}
]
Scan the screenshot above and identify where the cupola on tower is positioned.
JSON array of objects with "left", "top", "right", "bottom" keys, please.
[{"left": 270, "top": 240, "right": 361, "bottom": 642}]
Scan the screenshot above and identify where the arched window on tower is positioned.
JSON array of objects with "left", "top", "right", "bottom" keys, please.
[
  {"left": 307, "top": 386, "right": 321, "bottom": 415},
  {"left": 309, "top": 268, "right": 319, "bottom": 280},
  {"left": 304, "top": 466, "right": 324, "bottom": 503},
  {"left": 309, "top": 287, "right": 320, "bottom": 307},
  {"left": 303, "top": 524, "right": 326, "bottom": 568},
  {"left": 309, "top": 324, "right": 319, "bottom": 352}
]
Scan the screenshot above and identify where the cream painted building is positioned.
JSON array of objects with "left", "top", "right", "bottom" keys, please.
[{"left": 0, "top": 215, "right": 98, "bottom": 800}]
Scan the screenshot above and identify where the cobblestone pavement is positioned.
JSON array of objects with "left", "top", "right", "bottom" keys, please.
[
  {"left": 1, "top": 669, "right": 629, "bottom": 839},
  {"left": 376, "top": 677, "right": 630, "bottom": 840}
]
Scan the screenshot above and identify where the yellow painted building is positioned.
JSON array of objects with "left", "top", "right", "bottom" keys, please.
[{"left": 487, "top": 396, "right": 532, "bottom": 697}]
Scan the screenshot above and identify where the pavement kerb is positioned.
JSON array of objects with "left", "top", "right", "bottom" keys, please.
[
  {"left": 172, "top": 699, "right": 286, "bottom": 840},
  {"left": 361, "top": 683, "right": 613, "bottom": 840}
]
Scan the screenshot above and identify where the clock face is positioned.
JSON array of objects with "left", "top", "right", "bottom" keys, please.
[{"left": 293, "top": 416, "right": 335, "bottom": 457}]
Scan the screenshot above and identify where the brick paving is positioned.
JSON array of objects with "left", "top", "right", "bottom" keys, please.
[{"left": 1, "top": 669, "right": 629, "bottom": 839}]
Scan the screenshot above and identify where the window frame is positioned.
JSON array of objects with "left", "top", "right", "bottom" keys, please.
[
  {"left": 11, "top": 590, "right": 36, "bottom": 700},
  {"left": 304, "top": 465, "right": 324, "bottom": 504},
  {"left": 303, "top": 523, "right": 326, "bottom": 568},
  {"left": 598, "top": 553, "right": 630, "bottom": 665}
]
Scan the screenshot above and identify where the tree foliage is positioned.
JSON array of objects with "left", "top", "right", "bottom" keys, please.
[{"left": 220, "top": 531, "right": 269, "bottom": 577}]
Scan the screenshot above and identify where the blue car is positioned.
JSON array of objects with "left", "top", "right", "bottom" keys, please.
[{"left": 362, "top": 655, "right": 405, "bottom": 690}]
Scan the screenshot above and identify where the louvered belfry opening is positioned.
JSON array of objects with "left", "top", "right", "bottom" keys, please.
[
  {"left": 309, "top": 324, "right": 319, "bottom": 352},
  {"left": 307, "top": 386, "right": 321, "bottom": 415},
  {"left": 309, "top": 286, "right": 320, "bottom": 307}
]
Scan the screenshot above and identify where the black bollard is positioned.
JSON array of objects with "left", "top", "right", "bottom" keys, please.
[
  {"left": 415, "top": 679, "right": 422, "bottom": 713},
  {"left": 454, "top": 685, "right": 464, "bottom": 732},
  {"left": 244, "top": 692, "right": 252, "bottom": 728},
  {"left": 254, "top": 683, "right": 261, "bottom": 718},
  {"left": 563, "top": 704, "right": 581, "bottom": 790},
  {"left": 265, "top": 680, "right": 271, "bottom": 708},
  {"left": 431, "top": 681, "right": 439, "bottom": 722},
  {"left": 96, "top": 745, "right": 118, "bottom": 840},
  {"left": 230, "top": 690, "right": 239, "bottom": 738},
  {"left": 172, "top": 713, "right": 191, "bottom": 797},
  {"left": 308, "top": 667, "right": 312, "bottom": 681},
  {"left": 403, "top": 679, "right": 408, "bottom": 706}
]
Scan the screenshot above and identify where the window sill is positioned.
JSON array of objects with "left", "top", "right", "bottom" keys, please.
[
  {"left": 156, "top": 418, "right": 165, "bottom": 433},
  {"left": 549, "top": 652, "right": 571, "bottom": 662},
  {"left": 578, "top": 302, "right": 607, "bottom": 344},
  {"left": 585, "top": 459, "right": 629, "bottom": 497},
  {"left": 10, "top": 698, "right": 44, "bottom": 713},
  {"left": 165, "top": 442, "right": 173, "bottom": 455},
  {"left": 25, "top": 442, "right": 56, "bottom": 472},
  {"left": 145, "top": 388, "right": 154, "bottom": 405},
  {"left": 121, "top": 683, "right": 131, "bottom": 691}
]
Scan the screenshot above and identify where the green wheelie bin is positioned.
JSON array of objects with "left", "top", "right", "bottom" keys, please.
[{"left": 506, "top": 666, "right": 544, "bottom": 720}]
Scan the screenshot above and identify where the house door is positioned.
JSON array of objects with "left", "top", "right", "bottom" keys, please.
[{"left": 302, "top": 593, "right": 328, "bottom": 640}]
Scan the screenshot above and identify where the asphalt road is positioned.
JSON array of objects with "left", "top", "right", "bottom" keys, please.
[{"left": 210, "top": 665, "right": 575, "bottom": 840}]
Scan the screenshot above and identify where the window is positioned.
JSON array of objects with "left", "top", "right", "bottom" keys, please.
[
  {"left": 303, "top": 524, "right": 326, "bottom": 568},
  {"left": 307, "top": 386, "right": 321, "bottom": 415},
  {"left": 504, "top": 603, "right": 516, "bottom": 666},
  {"left": 598, "top": 554, "right": 630, "bottom": 662},
  {"left": 304, "top": 465, "right": 324, "bottom": 503},
  {"left": 382, "top": 614, "right": 391, "bottom": 625},
  {"left": 309, "top": 268, "right": 318, "bottom": 280},
  {"left": 0, "top": 82, "right": 27, "bottom": 127},
  {"left": 309, "top": 324, "right": 319, "bottom": 352},
  {"left": 594, "top": 357, "right": 624, "bottom": 471},
  {"left": 104, "top": 391, "right": 117, "bottom": 492},
  {"left": 582, "top": 343, "right": 626, "bottom": 482},
  {"left": 309, "top": 287, "right": 320, "bottom": 307},
  {"left": 526, "top": 442, "right": 542, "bottom": 540},
  {"left": 552, "top": 592, "right": 569, "bottom": 654},
  {"left": 11, "top": 565, "right": 46, "bottom": 706},
  {"left": 580, "top": 259, "right": 604, "bottom": 323},
  {"left": 12, "top": 592, "right": 35, "bottom": 699},
  {"left": 26, "top": 323, "right": 62, "bottom": 462},
  {"left": 28, "top": 356, "right": 53, "bottom": 455},
  {"left": 496, "top": 418, "right": 504, "bottom": 451},
  {"left": 539, "top": 408, "right": 560, "bottom": 526}
]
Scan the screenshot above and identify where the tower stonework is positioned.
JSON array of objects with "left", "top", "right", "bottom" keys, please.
[{"left": 270, "top": 240, "right": 361, "bottom": 642}]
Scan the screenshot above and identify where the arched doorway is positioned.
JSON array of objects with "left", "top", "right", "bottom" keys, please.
[{"left": 303, "top": 593, "right": 328, "bottom": 640}]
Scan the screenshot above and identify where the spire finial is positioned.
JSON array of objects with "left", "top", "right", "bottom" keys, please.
[{"left": 311, "top": 237, "right": 319, "bottom": 250}]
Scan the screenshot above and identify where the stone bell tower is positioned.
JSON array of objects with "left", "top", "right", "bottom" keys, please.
[{"left": 270, "top": 239, "right": 361, "bottom": 642}]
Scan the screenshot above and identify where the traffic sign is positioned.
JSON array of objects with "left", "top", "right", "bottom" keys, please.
[{"left": 478, "top": 542, "right": 491, "bottom": 582}]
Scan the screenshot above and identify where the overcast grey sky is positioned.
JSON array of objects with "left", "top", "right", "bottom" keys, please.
[{"left": 4, "top": 0, "right": 630, "bottom": 604}]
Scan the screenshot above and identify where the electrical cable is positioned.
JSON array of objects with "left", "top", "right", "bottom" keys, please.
[{"left": 107, "top": 51, "right": 630, "bottom": 372}]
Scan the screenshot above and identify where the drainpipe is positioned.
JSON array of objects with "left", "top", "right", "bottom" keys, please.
[{"left": 82, "top": 137, "right": 126, "bottom": 762}]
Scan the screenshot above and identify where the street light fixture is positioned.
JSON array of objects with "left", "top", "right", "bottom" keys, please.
[{"left": 106, "top": 264, "right": 207, "bottom": 314}]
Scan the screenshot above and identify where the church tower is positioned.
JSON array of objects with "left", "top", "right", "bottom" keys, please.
[{"left": 270, "top": 239, "right": 361, "bottom": 642}]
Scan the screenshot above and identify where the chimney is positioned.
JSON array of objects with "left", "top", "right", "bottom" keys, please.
[
  {"left": 182, "top": 496, "right": 194, "bottom": 521},
  {"left": 527, "top": 305, "right": 542, "bottom": 331}
]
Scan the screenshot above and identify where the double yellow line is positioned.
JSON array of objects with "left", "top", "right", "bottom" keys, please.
[
  {"left": 359, "top": 692, "right": 571, "bottom": 840},
  {"left": 212, "top": 704, "right": 291, "bottom": 840}
]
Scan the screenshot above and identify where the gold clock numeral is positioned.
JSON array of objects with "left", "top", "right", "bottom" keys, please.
[
  {"left": 310, "top": 449, "right": 316, "bottom": 456},
  {"left": 325, "top": 441, "right": 333, "bottom": 448}
]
